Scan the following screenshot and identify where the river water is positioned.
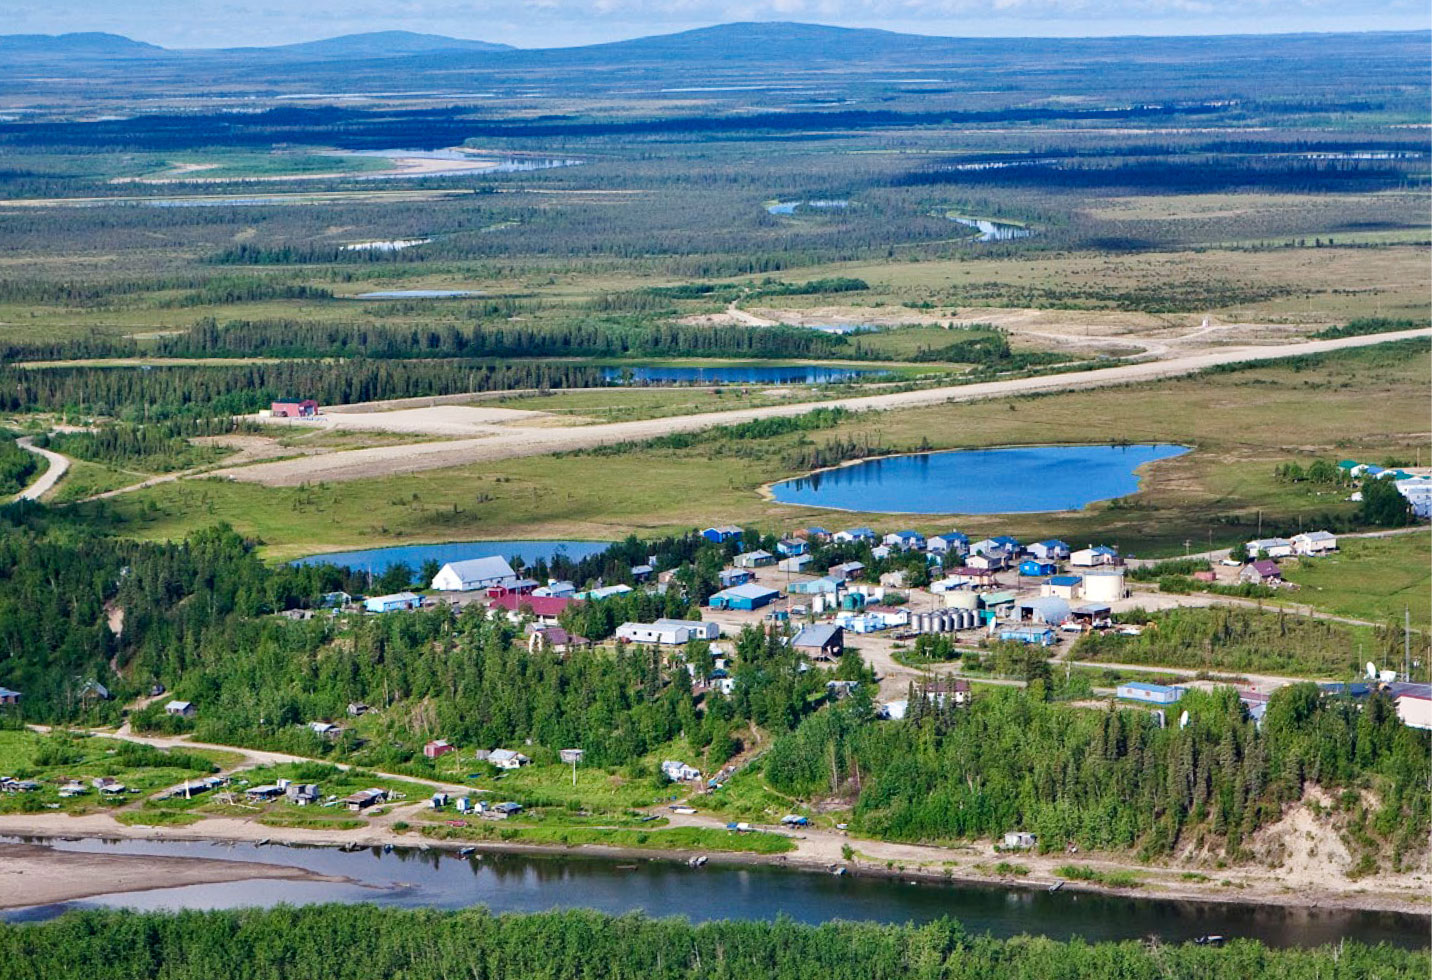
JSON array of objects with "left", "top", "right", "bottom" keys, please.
[{"left": 3, "top": 837, "right": 1425, "bottom": 949}]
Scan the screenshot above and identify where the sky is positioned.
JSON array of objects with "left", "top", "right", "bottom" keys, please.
[{"left": 2, "top": 0, "right": 1427, "bottom": 49}]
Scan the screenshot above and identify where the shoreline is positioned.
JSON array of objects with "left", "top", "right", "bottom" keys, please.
[
  {"left": 1, "top": 812, "right": 1426, "bottom": 920},
  {"left": 0, "top": 840, "right": 344, "bottom": 911}
]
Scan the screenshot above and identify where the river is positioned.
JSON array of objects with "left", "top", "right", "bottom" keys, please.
[{"left": 3, "top": 837, "right": 1425, "bottom": 949}]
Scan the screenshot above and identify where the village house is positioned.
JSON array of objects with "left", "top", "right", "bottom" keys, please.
[
  {"left": 616, "top": 618, "right": 720, "bottom": 646},
  {"left": 833, "top": 527, "right": 876, "bottom": 544},
  {"left": 777, "top": 554, "right": 813, "bottom": 574},
  {"left": 734, "top": 549, "right": 776, "bottom": 569},
  {"left": 1245, "top": 537, "right": 1293, "bottom": 559},
  {"left": 791, "top": 623, "right": 845, "bottom": 660},
  {"left": 1392, "top": 686, "right": 1432, "bottom": 730},
  {"left": 708, "top": 583, "right": 781, "bottom": 610},
  {"left": 0, "top": 687, "right": 20, "bottom": 706},
  {"left": 997, "top": 625, "right": 1057, "bottom": 646},
  {"left": 828, "top": 560, "right": 865, "bottom": 581},
  {"left": 364, "top": 592, "right": 422, "bottom": 614},
  {"left": 1027, "top": 539, "right": 1070, "bottom": 562},
  {"left": 527, "top": 625, "right": 590, "bottom": 654},
  {"left": 343, "top": 788, "right": 387, "bottom": 812},
  {"left": 1290, "top": 530, "right": 1338, "bottom": 556},
  {"left": 424, "top": 739, "right": 456, "bottom": 759},
  {"left": 269, "top": 398, "right": 319, "bottom": 418},
  {"left": 286, "top": 783, "right": 321, "bottom": 806},
  {"left": 430, "top": 556, "right": 520, "bottom": 592},
  {"left": 870, "top": 545, "right": 892, "bottom": 561},
  {"left": 308, "top": 721, "right": 342, "bottom": 739},
  {"left": 1240, "top": 559, "right": 1284, "bottom": 586},
  {"left": 883, "top": 530, "right": 926, "bottom": 551},
  {"left": 776, "top": 538, "right": 807, "bottom": 556},
  {"left": 164, "top": 700, "right": 195, "bottom": 718},
  {"left": 1070, "top": 545, "right": 1119, "bottom": 567},
  {"left": 1003, "top": 831, "right": 1037, "bottom": 850},
  {"left": 347, "top": 702, "right": 370, "bottom": 717},
  {"left": 920, "top": 677, "right": 971, "bottom": 707},
  {"left": 701, "top": 525, "right": 743, "bottom": 543},
  {"left": 661, "top": 760, "right": 701, "bottom": 782},
  {"left": 1018, "top": 559, "right": 1057, "bottom": 578},
  {"left": 488, "top": 591, "right": 575, "bottom": 626},
  {"left": 965, "top": 551, "right": 1007, "bottom": 571},
  {"left": 1117, "top": 682, "right": 1185, "bottom": 704},
  {"left": 718, "top": 567, "right": 754, "bottom": 588},
  {"left": 927, "top": 532, "right": 969, "bottom": 556},
  {"left": 534, "top": 580, "right": 577, "bottom": 599},
  {"left": 489, "top": 749, "right": 531, "bottom": 770},
  {"left": 1042, "top": 574, "right": 1083, "bottom": 600}
]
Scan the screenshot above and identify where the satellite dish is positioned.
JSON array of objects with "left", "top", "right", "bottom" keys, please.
[
  {"left": 1178, "top": 710, "right": 1190, "bottom": 730},
  {"left": 1365, "top": 661, "right": 1378, "bottom": 680}
]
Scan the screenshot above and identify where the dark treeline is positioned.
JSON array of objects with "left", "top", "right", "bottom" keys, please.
[
  {"left": 38, "top": 417, "right": 245, "bottom": 472},
  {"left": 3, "top": 906, "right": 1421, "bottom": 980},
  {"left": 150, "top": 317, "right": 851, "bottom": 361},
  {"left": 764, "top": 685, "right": 1430, "bottom": 867},
  {"left": 902, "top": 158, "right": 1424, "bottom": 194},
  {"left": 0, "top": 359, "right": 611, "bottom": 418},
  {"left": 0, "top": 102, "right": 1233, "bottom": 152},
  {"left": 0, "top": 431, "right": 41, "bottom": 496}
]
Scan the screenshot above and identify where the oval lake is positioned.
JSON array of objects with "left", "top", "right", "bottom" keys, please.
[{"left": 770, "top": 444, "right": 1189, "bottom": 514}]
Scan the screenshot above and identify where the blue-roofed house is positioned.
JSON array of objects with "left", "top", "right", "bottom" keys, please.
[
  {"left": 1027, "top": 539, "right": 1070, "bottom": 562},
  {"left": 992, "top": 535, "right": 1022, "bottom": 554},
  {"left": 1019, "top": 559, "right": 1057, "bottom": 577},
  {"left": 1043, "top": 575, "right": 1082, "bottom": 600},
  {"left": 834, "top": 527, "right": 876, "bottom": 544},
  {"left": 708, "top": 583, "right": 781, "bottom": 611},
  {"left": 364, "top": 592, "right": 423, "bottom": 613},
  {"left": 928, "top": 533, "right": 968, "bottom": 557},
  {"left": 883, "top": 530, "right": 927, "bottom": 551},
  {"left": 719, "top": 568, "right": 755, "bottom": 588},
  {"left": 1070, "top": 545, "right": 1120, "bottom": 567},
  {"left": 702, "top": 525, "right": 744, "bottom": 543}
]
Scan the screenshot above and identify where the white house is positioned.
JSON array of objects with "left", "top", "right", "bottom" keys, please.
[
  {"left": 777, "top": 554, "right": 813, "bottom": 574},
  {"left": 488, "top": 749, "right": 531, "bottom": 770},
  {"left": 833, "top": 527, "right": 876, "bottom": 544},
  {"left": 965, "top": 552, "right": 1006, "bottom": 571},
  {"left": 1070, "top": 545, "right": 1119, "bottom": 567},
  {"left": 883, "top": 531, "right": 926, "bottom": 551},
  {"left": 1395, "top": 477, "right": 1432, "bottom": 518},
  {"left": 615, "top": 619, "right": 720, "bottom": 646},
  {"left": 1245, "top": 538, "right": 1293, "bottom": 559},
  {"left": 431, "top": 556, "right": 519, "bottom": 592},
  {"left": 1290, "top": 530, "right": 1338, "bottom": 556},
  {"left": 661, "top": 760, "right": 701, "bottom": 782},
  {"left": 1027, "top": 539, "right": 1070, "bottom": 562},
  {"left": 927, "top": 534, "right": 968, "bottom": 556}
]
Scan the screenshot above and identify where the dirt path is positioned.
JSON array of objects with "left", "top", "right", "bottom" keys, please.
[
  {"left": 211, "top": 329, "right": 1431, "bottom": 487},
  {"left": 12, "top": 436, "right": 69, "bottom": 501}
]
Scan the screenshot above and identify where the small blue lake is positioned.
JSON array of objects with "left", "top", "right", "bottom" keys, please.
[
  {"left": 770, "top": 445, "right": 1189, "bottom": 514},
  {"left": 353, "top": 289, "right": 486, "bottom": 300},
  {"left": 767, "top": 199, "right": 850, "bottom": 215},
  {"left": 602, "top": 365, "right": 885, "bottom": 384},
  {"left": 293, "top": 539, "right": 612, "bottom": 575}
]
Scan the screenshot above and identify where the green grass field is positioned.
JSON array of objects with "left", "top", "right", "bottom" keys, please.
[
  {"left": 1279, "top": 533, "right": 1431, "bottom": 631},
  {"left": 91, "top": 341, "right": 1430, "bottom": 561}
]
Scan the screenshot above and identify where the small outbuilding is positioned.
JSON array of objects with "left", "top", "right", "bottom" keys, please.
[
  {"left": 1117, "top": 682, "right": 1185, "bottom": 704},
  {"left": 164, "top": 700, "right": 195, "bottom": 718},
  {"left": 791, "top": 623, "right": 845, "bottom": 660},
  {"left": 364, "top": 592, "right": 422, "bottom": 614}
]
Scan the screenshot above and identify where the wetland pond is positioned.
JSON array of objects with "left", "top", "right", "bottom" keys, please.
[
  {"left": 771, "top": 445, "right": 1189, "bottom": 514},
  {"left": 293, "top": 539, "right": 612, "bottom": 575},
  {"left": 601, "top": 365, "right": 886, "bottom": 384},
  {"left": 3, "top": 837, "right": 1425, "bottom": 950},
  {"left": 950, "top": 216, "right": 1032, "bottom": 242}
]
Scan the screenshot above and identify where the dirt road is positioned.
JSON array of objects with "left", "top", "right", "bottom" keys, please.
[
  {"left": 13, "top": 436, "right": 68, "bottom": 501},
  {"left": 212, "top": 329, "right": 1430, "bottom": 487}
]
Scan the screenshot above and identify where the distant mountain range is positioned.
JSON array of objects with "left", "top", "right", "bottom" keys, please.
[
  {"left": 0, "top": 22, "right": 1424, "bottom": 69},
  {"left": 0, "top": 28, "right": 511, "bottom": 60}
]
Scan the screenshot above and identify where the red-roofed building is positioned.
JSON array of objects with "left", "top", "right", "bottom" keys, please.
[{"left": 488, "top": 591, "right": 577, "bottom": 625}]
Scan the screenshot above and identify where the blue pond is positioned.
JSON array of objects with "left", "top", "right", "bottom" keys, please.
[
  {"left": 770, "top": 444, "right": 1189, "bottom": 514},
  {"left": 603, "top": 365, "right": 885, "bottom": 384},
  {"left": 293, "top": 539, "right": 612, "bottom": 575}
]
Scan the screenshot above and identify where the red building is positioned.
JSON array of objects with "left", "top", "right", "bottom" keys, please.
[
  {"left": 271, "top": 399, "right": 319, "bottom": 418},
  {"left": 424, "top": 739, "right": 456, "bottom": 759}
]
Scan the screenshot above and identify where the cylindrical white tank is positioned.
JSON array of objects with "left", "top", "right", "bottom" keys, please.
[
  {"left": 1081, "top": 571, "right": 1126, "bottom": 603},
  {"left": 945, "top": 591, "right": 979, "bottom": 610}
]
